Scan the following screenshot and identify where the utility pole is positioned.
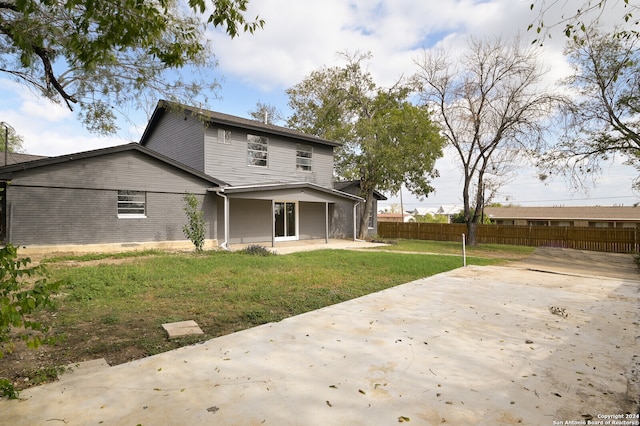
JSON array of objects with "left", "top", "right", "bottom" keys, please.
[
  {"left": 399, "top": 186, "right": 404, "bottom": 222},
  {"left": 5, "top": 125, "right": 7, "bottom": 166},
  {"left": 2, "top": 123, "right": 7, "bottom": 166}
]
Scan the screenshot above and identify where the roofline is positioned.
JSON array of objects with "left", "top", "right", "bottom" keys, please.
[
  {"left": 484, "top": 206, "right": 640, "bottom": 221},
  {"left": 489, "top": 216, "right": 640, "bottom": 221},
  {"left": 333, "top": 180, "right": 388, "bottom": 201},
  {"left": 0, "top": 143, "right": 228, "bottom": 187},
  {"left": 140, "top": 100, "right": 342, "bottom": 148},
  {"left": 213, "top": 182, "right": 364, "bottom": 202}
]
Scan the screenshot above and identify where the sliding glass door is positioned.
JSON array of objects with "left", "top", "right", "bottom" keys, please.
[{"left": 274, "top": 201, "right": 298, "bottom": 241}]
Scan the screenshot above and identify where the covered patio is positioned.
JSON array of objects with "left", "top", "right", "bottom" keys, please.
[{"left": 212, "top": 182, "right": 364, "bottom": 248}]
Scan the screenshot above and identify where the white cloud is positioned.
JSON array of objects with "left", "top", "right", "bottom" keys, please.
[
  {"left": 0, "top": 80, "right": 72, "bottom": 123},
  {"left": 206, "top": 0, "right": 584, "bottom": 95},
  {"left": 0, "top": 0, "right": 636, "bottom": 204},
  {"left": 0, "top": 79, "right": 127, "bottom": 156}
]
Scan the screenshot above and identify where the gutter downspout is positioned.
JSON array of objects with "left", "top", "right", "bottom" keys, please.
[
  {"left": 325, "top": 202, "right": 329, "bottom": 243},
  {"left": 271, "top": 200, "right": 275, "bottom": 248},
  {"left": 353, "top": 201, "right": 360, "bottom": 242},
  {"left": 215, "top": 189, "right": 230, "bottom": 250},
  {"left": 8, "top": 201, "right": 11, "bottom": 244}
]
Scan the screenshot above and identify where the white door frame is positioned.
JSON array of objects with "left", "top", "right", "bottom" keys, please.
[{"left": 274, "top": 200, "right": 299, "bottom": 242}]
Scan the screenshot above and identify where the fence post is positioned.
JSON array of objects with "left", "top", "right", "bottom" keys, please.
[{"left": 462, "top": 234, "right": 467, "bottom": 267}]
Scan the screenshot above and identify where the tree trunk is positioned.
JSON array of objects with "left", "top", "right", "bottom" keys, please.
[
  {"left": 466, "top": 220, "right": 478, "bottom": 246},
  {"left": 467, "top": 171, "right": 485, "bottom": 247},
  {"left": 357, "top": 187, "right": 375, "bottom": 240}
]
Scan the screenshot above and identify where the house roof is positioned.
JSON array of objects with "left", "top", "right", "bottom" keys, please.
[
  {"left": 139, "top": 100, "right": 342, "bottom": 148},
  {"left": 0, "top": 143, "right": 228, "bottom": 186},
  {"left": 215, "top": 181, "right": 364, "bottom": 202},
  {"left": 412, "top": 205, "right": 462, "bottom": 216},
  {"left": 484, "top": 206, "right": 640, "bottom": 221},
  {"left": 334, "top": 180, "right": 388, "bottom": 201},
  {"left": 0, "top": 152, "right": 48, "bottom": 166},
  {"left": 377, "top": 213, "right": 411, "bottom": 219}
]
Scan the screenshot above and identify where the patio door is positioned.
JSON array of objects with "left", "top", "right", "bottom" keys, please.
[{"left": 274, "top": 201, "right": 298, "bottom": 241}]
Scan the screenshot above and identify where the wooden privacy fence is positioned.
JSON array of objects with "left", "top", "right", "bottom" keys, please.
[{"left": 377, "top": 222, "right": 640, "bottom": 253}]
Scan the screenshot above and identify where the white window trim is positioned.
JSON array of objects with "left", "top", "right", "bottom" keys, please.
[
  {"left": 117, "top": 190, "right": 147, "bottom": 219},
  {"left": 118, "top": 213, "right": 147, "bottom": 219},
  {"left": 218, "top": 128, "right": 231, "bottom": 144},
  {"left": 247, "top": 134, "right": 269, "bottom": 167},
  {"left": 296, "top": 144, "right": 313, "bottom": 172}
]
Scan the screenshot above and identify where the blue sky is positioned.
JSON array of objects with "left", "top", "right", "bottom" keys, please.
[{"left": 0, "top": 0, "right": 637, "bottom": 209}]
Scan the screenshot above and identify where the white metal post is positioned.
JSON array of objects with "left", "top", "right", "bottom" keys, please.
[{"left": 462, "top": 234, "right": 467, "bottom": 267}]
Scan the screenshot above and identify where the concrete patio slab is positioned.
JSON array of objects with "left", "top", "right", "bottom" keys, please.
[
  {"left": 1, "top": 254, "right": 638, "bottom": 425},
  {"left": 161, "top": 320, "right": 204, "bottom": 338},
  {"left": 58, "top": 359, "right": 110, "bottom": 385}
]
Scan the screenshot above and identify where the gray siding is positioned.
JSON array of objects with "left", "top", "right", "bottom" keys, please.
[
  {"left": 204, "top": 127, "right": 334, "bottom": 187},
  {"left": 336, "top": 184, "right": 379, "bottom": 236},
  {"left": 330, "top": 200, "right": 357, "bottom": 239},
  {"left": 228, "top": 199, "right": 272, "bottom": 244},
  {"left": 299, "top": 202, "right": 326, "bottom": 240},
  {"left": 6, "top": 187, "right": 217, "bottom": 245},
  {"left": 5, "top": 150, "right": 219, "bottom": 246},
  {"left": 142, "top": 110, "right": 205, "bottom": 172},
  {"left": 9, "top": 151, "right": 212, "bottom": 194}
]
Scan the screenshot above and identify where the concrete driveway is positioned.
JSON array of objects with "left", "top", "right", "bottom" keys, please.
[{"left": 1, "top": 247, "right": 638, "bottom": 425}]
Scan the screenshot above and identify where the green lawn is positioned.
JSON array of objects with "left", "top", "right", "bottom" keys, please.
[
  {"left": 48, "top": 248, "right": 500, "bottom": 338},
  {"left": 3, "top": 241, "right": 529, "bottom": 390}
]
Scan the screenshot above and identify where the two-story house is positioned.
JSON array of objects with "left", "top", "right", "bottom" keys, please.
[
  {"left": 139, "top": 100, "right": 368, "bottom": 248},
  {"left": 0, "top": 101, "right": 370, "bottom": 252}
]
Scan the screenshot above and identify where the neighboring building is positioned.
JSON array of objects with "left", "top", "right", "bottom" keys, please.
[
  {"left": 377, "top": 213, "right": 412, "bottom": 223},
  {"left": 407, "top": 205, "right": 462, "bottom": 223},
  {"left": 0, "top": 100, "right": 370, "bottom": 252},
  {"left": 0, "top": 152, "right": 47, "bottom": 166},
  {"left": 485, "top": 206, "right": 640, "bottom": 228}
]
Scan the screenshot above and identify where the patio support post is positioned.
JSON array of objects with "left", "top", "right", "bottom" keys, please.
[
  {"left": 271, "top": 199, "right": 275, "bottom": 248},
  {"left": 325, "top": 202, "right": 329, "bottom": 243},
  {"left": 224, "top": 195, "right": 229, "bottom": 247},
  {"left": 353, "top": 202, "right": 359, "bottom": 241},
  {"left": 214, "top": 189, "right": 230, "bottom": 249}
]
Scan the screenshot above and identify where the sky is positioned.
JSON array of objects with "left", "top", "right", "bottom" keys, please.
[{"left": 0, "top": 0, "right": 637, "bottom": 210}]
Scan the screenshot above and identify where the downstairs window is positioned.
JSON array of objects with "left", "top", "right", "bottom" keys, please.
[{"left": 117, "top": 190, "right": 146, "bottom": 218}]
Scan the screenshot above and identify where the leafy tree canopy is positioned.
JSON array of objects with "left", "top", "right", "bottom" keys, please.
[
  {"left": 0, "top": 0, "right": 264, "bottom": 134},
  {"left": 538, "top": 28, "right": 640, "bottom": 189},
  {"left": 287, "top": 52, "right": 445, "bottom": 239},
  {"left": 248, "top": 101, "right": 284, "bottom": 125},
  {"left": 528, "top": 0, "right": 638, "bottom": 43},
  {"left": 0, "top": 123, "right": 23, "bottom": 152}
]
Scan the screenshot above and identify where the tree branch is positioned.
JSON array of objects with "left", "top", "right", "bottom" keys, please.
[{"left": 31, "top": 45, "right": 78, "bottom": 110}]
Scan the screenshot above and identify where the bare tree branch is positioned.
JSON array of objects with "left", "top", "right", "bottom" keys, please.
[{"left": 415, "top": 36, "right": 565, "bottom": 244}]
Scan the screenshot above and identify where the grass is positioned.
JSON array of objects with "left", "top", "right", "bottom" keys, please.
[
  {"left": 48, "top": 249, "right": 500, "bottom": 335},
  {"left": 43, "top": 249, "right": 164, "bottom": 263},
  {"left": 370, "top": 239, "right": 535, "bottom": 259},
  {"left": 2, "top": 241, "right": 529, "bottom": 391}
]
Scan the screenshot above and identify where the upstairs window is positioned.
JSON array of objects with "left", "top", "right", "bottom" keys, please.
[
  {"left": 296, "top": 145, "right": 313, "bottom": 172},
  {"left": 247, "top": 134, "right": 268, "bottom": 167},
  {"left": 117, "top": 190, "right": 146, "bottom": 218},
  {"left": 218, "top": 129, "right": 231, "bottom": 144}
]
